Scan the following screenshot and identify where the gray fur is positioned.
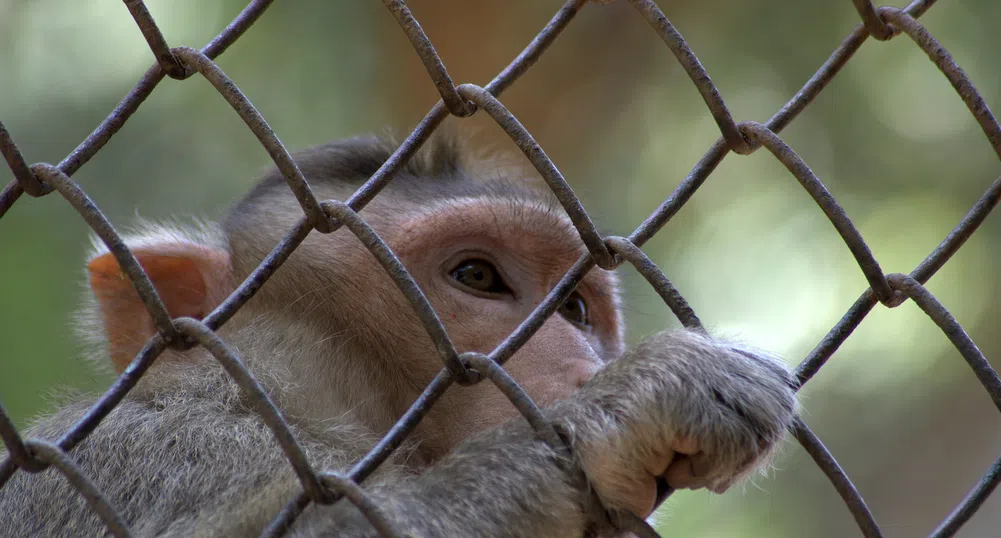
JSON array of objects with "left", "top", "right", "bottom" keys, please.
[{"left": 1, "top": 329, "right": 796, "bottom": 537}]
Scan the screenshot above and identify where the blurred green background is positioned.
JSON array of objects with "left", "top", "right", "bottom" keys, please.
[{"left": 2, "top": 1, "right": 1000, "bottom": 536}]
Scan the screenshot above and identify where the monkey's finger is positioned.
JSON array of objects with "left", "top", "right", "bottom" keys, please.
[
  {"left": 689, "top": 452, "right": 712, "bottom": 477},
  {"left": 662, "top": 453, "right": 717, "bottom": 490}
]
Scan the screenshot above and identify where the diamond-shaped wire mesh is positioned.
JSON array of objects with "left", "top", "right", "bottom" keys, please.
[{"left": 1, "top": 0, "right": 1000, "bottom": 537}]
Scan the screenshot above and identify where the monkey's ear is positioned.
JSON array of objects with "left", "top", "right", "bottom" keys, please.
[{"left": 87, "top": 243, "right": 232, "bottom": 373}]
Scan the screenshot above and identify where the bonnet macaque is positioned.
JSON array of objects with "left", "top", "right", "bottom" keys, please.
[{"left": 0, "top": 132, "right": 798, "bottom": 537}]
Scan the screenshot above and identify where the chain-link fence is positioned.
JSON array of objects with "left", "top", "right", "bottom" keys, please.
[{"left": 1, "top": 0, "right": 999, "bottom": 536}]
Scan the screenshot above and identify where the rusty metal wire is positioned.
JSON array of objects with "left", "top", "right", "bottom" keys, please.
[{"left": 0, "top": 0, "right": 998, "bottom": 537}]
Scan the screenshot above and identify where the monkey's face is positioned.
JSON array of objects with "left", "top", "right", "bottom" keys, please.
[
  {"left": 243, "top": 193, "right": 625, "bottom": 460},
  {"left": 215, "top": 174, "right": 627, "bottom": 461},
  {"left": 388, "top": 196, "right": 625, "bottom": 460}
]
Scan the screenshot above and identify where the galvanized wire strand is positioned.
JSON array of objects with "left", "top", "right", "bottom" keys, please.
[
  {"left": 380, "top": 0, "right": 474, "bottom": 118},
  {"left": 173, "top": 318, "right": 332, "bottom": 504},
  {"left": 605, "top": 236, "right": 703, "bottom": 331},
  {"left": 33, "top": 164, "right": 180, "bottom": 343},
  {"left": 123, "top": 0, "right": 187, "bottom": 79},
  {"left": 319, "top": 201, "right": 465, "bottom": 382},
  {"left": 319, "top": 472, "right": 407, "bottom": 538},
  {"left": 792, "top": 418, "right": 883, "bottom": 538},
  {"left": 170, "top": 47, "right": 334, "bottom": 233},
  {"left": 738, "top": 121, "right": 896, "bottom": 304},
  {"left": 795, "top": 174, "right": 1001, "bottom": 386},
  {"left": 929, "top": 454, "right": 1001, "bottom": 538},
  {"left": 22, "top": 441, "right": 133, "bottom": 538},
  {"left": 0, "top": 404, "right": 44, "bottom": 474}
]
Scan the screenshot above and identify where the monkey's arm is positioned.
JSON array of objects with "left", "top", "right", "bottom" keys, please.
[
  {"left": 288, "top": 329, "right": 798, "bottom": 537},
  {"left": 0, "top": 330, "right": 794, "bottom": 538},
  {"left": 285, "top": 421, "right": 590, "bottom": 538}
]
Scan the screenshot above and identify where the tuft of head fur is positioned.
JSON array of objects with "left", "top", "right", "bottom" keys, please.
[{"left": 225, "top": 127, "right": 562, "bottom": 232}]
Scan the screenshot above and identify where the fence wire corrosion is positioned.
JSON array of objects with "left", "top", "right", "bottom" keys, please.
[{"left": 1, "top": 0, "right": 1000, "bottom": 537}]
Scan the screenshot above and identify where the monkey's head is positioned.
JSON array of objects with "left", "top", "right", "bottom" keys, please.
[{"left": 84, "top": 132, "right": 624, "bottom": 461}]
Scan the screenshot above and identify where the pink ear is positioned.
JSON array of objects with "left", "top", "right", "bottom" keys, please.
[{"left": 87, "top": 243, "right": 232, "bottom": 373}]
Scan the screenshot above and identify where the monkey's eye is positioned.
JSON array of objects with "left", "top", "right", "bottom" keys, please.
[
  {"left": 559, "top": 292, "right": 589, "bottom": 327},
  {"left": 450, "top": 259, "right": 511, "bottom": 295}
]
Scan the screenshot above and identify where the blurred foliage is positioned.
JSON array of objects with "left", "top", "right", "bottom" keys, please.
[{"left": 2, "top": 0, "right": 1000, "bottom": 536}]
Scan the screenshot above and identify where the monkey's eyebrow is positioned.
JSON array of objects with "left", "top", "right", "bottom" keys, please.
[{"left": 402, "top": 200, "right": 584, "bottom": 259}]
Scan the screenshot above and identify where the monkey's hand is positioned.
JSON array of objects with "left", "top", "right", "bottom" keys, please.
[{"left": 557, "top": 329, "right": 798, "bottom": 519}]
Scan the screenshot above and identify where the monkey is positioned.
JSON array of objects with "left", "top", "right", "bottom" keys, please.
[{"left": 0, "top": 131, "right": 798, "bottom": 537}]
